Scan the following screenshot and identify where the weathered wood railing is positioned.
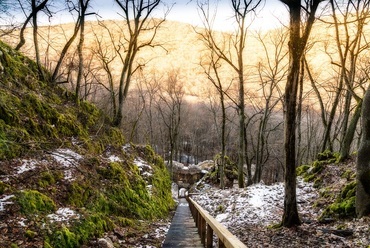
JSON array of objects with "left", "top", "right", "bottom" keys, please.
[{"left": 187, "top": 196, "right": 247, "bottom": 248}]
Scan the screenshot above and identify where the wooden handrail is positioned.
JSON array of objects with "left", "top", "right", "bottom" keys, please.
[{"left": 187, "top": 197, "right": 247, "bottom": 248}]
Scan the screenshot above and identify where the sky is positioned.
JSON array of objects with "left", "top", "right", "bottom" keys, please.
[
  {"left": 91, "top": 0, "right": 288, "bottom": 31},
  {"left": 8, "top": 0, "right": 288, "bottom": 31}
]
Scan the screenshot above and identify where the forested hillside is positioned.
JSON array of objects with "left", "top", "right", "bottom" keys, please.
[
  {"left": 1, "top": 0, "right": 370, "bottom": 245},
  {"left": 0, "top": 40, "right": 174, "bottom": 247}
]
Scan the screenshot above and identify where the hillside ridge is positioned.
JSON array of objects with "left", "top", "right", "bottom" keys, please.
[{"left": 0, "top": 40, "right": 174, "bottom": 247}]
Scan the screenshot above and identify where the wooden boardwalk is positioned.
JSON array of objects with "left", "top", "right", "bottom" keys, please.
[{"left": 162, "top": 198, "right": 204, "bottom": 248}]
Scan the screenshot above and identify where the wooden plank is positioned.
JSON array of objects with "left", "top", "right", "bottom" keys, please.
[{"left": 188, "top": 197, "right": 248, "bottom": 248}]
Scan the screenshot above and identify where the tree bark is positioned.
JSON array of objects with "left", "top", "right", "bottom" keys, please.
[
  {"left": 31, "top": 0, "right": 45, "bottom": 81},
  {"left": 75, "top": 0, "right": 90, "bottom": 104},
  {"left": 356, "top": 88, "right": 370, "bottom": 217},
  {"left": 281, "top": 1, "right": 301, "bottom": 227},
  {"left": 15, "top": 0, "right": 48, "bottom": 51},
  {"left": 340, "top": 100, "right": 362, "bottom": 160}
]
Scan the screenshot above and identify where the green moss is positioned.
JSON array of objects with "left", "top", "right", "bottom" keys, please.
[
  {"left": 317, "top": 150, "right": 340, "bottom": 162},
  {"left": 98, "top": 162, "right": 129, "bottom": 182},
  {"left": 320, "top": 181, "right": 357, "bottom": 220},
  {"left": 313, "top": 177, "right": 323, "bottom": 188},
  {"left": 298, "top": 153, "right": 337, "bottom": 183},
  {"left": 38, "top": 171, "right": 63, "bottom": 188},
  {"left": 43, "top": 240, "right": 53, "bottom": 248},
  {"left": 67, "top": 181, "right": 94, "bottom": 208},
  {"left": 48, "top": 214, "right": 113, "bottom": 248},
  {"left": 51, "top": 227, "right": 78, "bottom": 248},
  {"left": 297, "top": 165, "right": 310, "bottom": 176},
  {"left": 311, "top": 160, "right": 325, "bottom": 174},
  {"left": 16, "top": 190, "right": 56, "bottom": 215},
  {"left": 25, "top": 229, "right": 37, "bottom": 239},
  {"left": 115, "top": 216, "right": 135, "bottom": 227},
  {"left": 341, "top": 170, "right": 356, "bottom": 181}
]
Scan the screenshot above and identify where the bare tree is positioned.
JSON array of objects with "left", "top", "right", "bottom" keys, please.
[
  {"left": 75, "top": 0, "right": 92, "bottom": 104},
  {"left": 15, "top": 0, "right": 51, "bottom": 79},
  {"left": 112, "top": 0, "right": 168, "bottom": 127},
  {"left": 51, "top": 0, "right": 93, "bottom": 84},
  {"left": 197, "top": 0, "right": 263, "bottom": 188},
  {"left": 155, "top": 71, "right": 184, "bottom": 178},
  {"left": 253, "top": 28, "right": 287, "bottom": 183},
  {"left": 201, "top": 50, "right": 230, "bottom": 189},
  {"left": 328, "top": 0, "right": 370, "bottom": 160},
  {"left": 15, "top": 0, "right": 50, "bottom": 51},
  {"left": 279, "top": 0, "right": 325, "bottom": 227}
]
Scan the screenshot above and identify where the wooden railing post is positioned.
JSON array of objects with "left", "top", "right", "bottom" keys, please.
[
  {"left": 219, "top": 238, "right": 226, "bottom": 248},
  {"left": 206, "top": 223, "right": 213, "bottom": 248},
  {"left": 200, "top": 216, "right": 206, "bottom": 245}
]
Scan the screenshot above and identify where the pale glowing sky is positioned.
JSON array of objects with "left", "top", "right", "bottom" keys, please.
[{"left": 90, "top": 0, "right": 288, "bottom": 31}]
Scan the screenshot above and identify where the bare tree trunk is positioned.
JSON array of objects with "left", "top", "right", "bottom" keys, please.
[
  {"left": 51, "top": 20, "right": 80, "bottom": 83},
  {"left": 238, "top": 73, "right": 247, "bottom": 188},
  {"left": 340, "top": 100, "right": 362, "bottom": 160},
  {"left": 15, "top": 0, "right": 49, "bottom": 51},
  {"left": 31, "top": 0, "right": 45, "bottom": 81},
  {"left": 296, "top": 58, "right": 304, "bottom": 166},
  {"left": 356, "top": 88, "right": 370, "bottom": 217},
  {"left": 112, "top": 0, "right": 165, "bottom": 127},
  {"left": 281, "top": 1, "right": 301, "bottom": 227},
  {"left": 280, "top": 0, "right": 322, "bottom": 227},
  {"left": 75, "top": 0, "right": 91, "bottom": 104},
  {"left": 220, "top": 92, "right": 226, "bottom": 189}
]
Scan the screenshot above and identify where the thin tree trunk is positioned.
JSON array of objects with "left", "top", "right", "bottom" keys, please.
[
  {"left": 76, "top": 0, "right": 89, "bottom": 104},
  {"left": 31, "top": 0, "right": 44, "bottom": 81},
  {"left": 296, "top": 58, "right": 304, "bottom": 166},
  {"left": 340, "top": 100, "right": 362, "bottom": 160},
  {"left": 15, "top": 0, "right": 48, "bottom": 51},
  {"left": 51, "top": 23, "right": 81, "bottom": 83}
]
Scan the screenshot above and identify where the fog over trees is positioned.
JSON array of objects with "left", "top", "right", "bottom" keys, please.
[{"left": 2, "top": 0, "right": 370, "bottom": 225}]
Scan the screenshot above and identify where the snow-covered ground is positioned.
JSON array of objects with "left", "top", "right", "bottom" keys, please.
[{"left": 191, "top": 179, "right": 318, "bottom": 228}]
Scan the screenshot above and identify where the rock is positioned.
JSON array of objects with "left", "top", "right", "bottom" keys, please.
[
  {"left": 97, "top": 237, "right": 114, "bottom": 248},
  {"left": 113, "top": 227, "right": 125, "bottom": 239}
]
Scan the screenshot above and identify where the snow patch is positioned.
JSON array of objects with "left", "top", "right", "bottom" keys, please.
[
  {"left": 47, "top": 208, "right": 80, "bottom": 222},
  {"left": 0, "top": 195, "right": 14, "bottom": 212},
  {"left": 18, "top": 218, "right": 27, "bottom": 227},
  {"left": 122, "top": 143, "right": 131, "bottom": 151},
  {"left": 50, "top": 149, "right": 82, "bottom": 181},
  {"left": 192, "top": 178, "right": 317, "bottom": 227},
  {"left": 108, "top": 155, "right": 122, "bottom": 162},
  {"left": 17, "top": 160, "right": 37, "bottom": 174},
  {"left": 51, "top": 149, "right": 82, "bottom": 167}
]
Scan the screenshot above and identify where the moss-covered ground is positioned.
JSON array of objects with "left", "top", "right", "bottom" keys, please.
[
  {"left": 297, "top": 150, "right": 357, "bottom": 220},
  {"left": 0, "top": 40, "right": 174, "bottom": 247}
]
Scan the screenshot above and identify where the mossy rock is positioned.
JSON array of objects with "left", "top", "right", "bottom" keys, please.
[
  {"left": 16, "top": 190, "right": 56, "bottom": 215},
  {"left": 319, "top": 181, "right": 357, "bottom": 220},
  {"left": 317, "top": 150, "right": 339, "bottom": 162},
  {"left": 47, "top": 214, "right": 113, "bottom": 248},
  {"left": 297, "top": 165, "right": 310, "bottom": 176},
  {"left": 298, "top": 152, "right": 338, "bottom": 184},
  {"left": 25, "top": 229, "right": 37, "bottom": 239}
]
